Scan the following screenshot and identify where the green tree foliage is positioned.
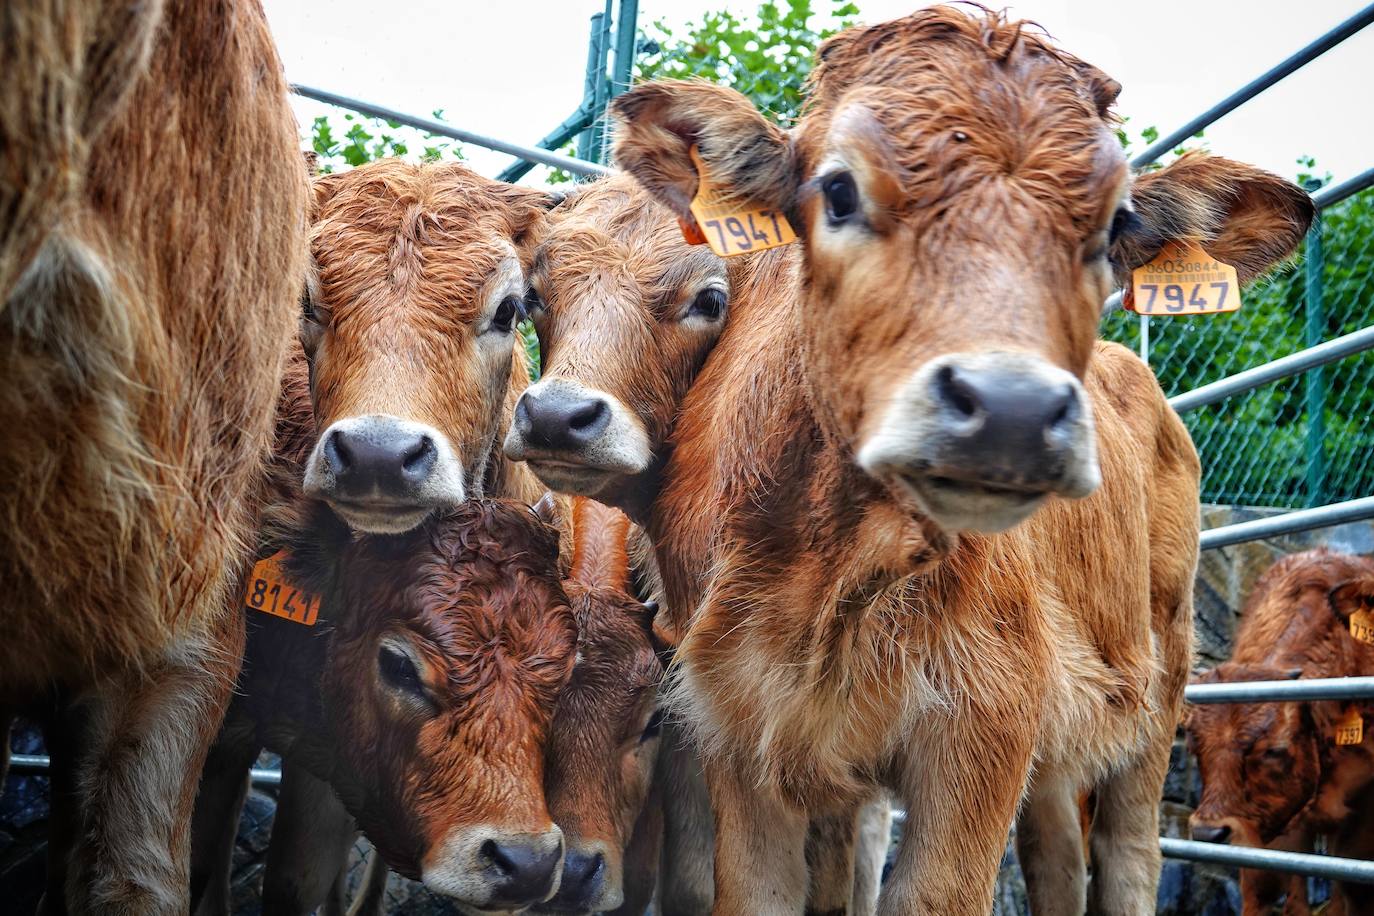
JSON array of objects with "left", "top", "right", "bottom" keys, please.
[
  {"left": 308, "top": 109, "right": 463, "bottom": 174},
  {"left": 635, "top": 0, "right": 859, "bottom": 123}
]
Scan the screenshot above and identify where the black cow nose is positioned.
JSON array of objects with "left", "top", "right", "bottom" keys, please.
[
  {"left": 483, "top": 837, "right": 563, "bottom": 906},
  {"left": 517, "top": 389, "right": 611, "bottom": 452},
  {"left": 552, "top": 849, "right": 606, "bottom": 909},
  {"left": 1190, "top": 823, "right": 1231, "bottom": 844},
  {"left": 323, "top": 424, "right": 436, "bottom": 496},
  {"left": 933, "top": 364, "right": 1078, "bottom": 439}
]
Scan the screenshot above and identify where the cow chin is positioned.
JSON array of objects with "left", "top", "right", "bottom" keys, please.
[{"left": 856, "top": 352, "right": 1101, "bottom": 534}]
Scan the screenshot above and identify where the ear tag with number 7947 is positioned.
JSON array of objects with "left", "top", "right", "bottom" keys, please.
[
  {"left": 1127, "top": 241, "right": 1240, "bottom": 315},
  {"left": 244, "top": 549, "right": 321, "bottom": 626},
  {"left": 681, "top": 145, "right": 796, "bottom": 257}
]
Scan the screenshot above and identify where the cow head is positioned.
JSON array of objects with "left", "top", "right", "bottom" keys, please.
[
  {"left": 611, "top": 6, "right": 1312, "bottom": 534},
  {"left": 301, "top": 159, "right": 556, "bottom": 533},
  {"left": 503, "top": 174, "right": 727, "bottom": 513},
  {"left": 286, "top": 499, "right": 576, "bottom": 913},
  {"left": 1329, "top": 575, "right": 1374, "bottom": 631},
  {"left": 536, "top": 498, "right": 666, "bottom": 914},
  {"left": 1186, "top": 664, "right": 1318, "bottom": 847}
]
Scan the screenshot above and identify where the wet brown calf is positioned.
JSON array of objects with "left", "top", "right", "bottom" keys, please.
[
  {"left": 1187, "top": 549, "right": 1374, "bottom": 915},
  {"left": 301, "top": 158, "right": 555, "bottom": 534},
  {"left": 609, "top": 7, "right": 1311, "bottom": 913},
  {"left": 538, "top": 498, "right": 667, "bottom": 915},
  {"left": 1, "top": 1, "right": 306, "bottom": 910}
]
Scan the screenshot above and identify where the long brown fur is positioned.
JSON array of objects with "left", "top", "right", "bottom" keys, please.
[
  {"left": 1, "top": 1, "right": 306, "bottom": 910},
  {"left": 609, "top": 6, "right": 1311, "bottom": 914},
  {"left": 1187, "top": 549, "right": 1374, "bottom": 916}
]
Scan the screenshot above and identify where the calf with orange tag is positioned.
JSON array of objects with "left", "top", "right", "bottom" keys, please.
[{"left": 1187, "top": 549, "right": 1374, "bottom": 916}]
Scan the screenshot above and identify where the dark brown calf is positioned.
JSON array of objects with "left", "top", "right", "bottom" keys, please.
[
  {"left": 538, "top": 497, "right": 666, "bottom": 915},
  {"left": 1187, "top": 549, "right": 1374, "bottom": 915}
]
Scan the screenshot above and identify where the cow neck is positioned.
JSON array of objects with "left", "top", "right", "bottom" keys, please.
[{"left": 647, "top": 246, "right": 954, "bottom": 633}]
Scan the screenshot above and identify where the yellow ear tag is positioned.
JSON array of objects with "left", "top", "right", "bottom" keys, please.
[
  {"left": 684, "top": 145, "right": 796, "bottom": 257},
  {"left": 1336, "top": 707, "right": 1364, "bottom": 746},
  {"left": 1351, "top": 608, "right": 1374, "bottom": 646},
  {"left": 244, "top": 549, "right": 321, "bottom": 626},
  {"left": 1127, "top": 241, "right": 1240, "bottom": 315}
]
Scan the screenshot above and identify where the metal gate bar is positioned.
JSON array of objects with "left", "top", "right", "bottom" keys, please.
[
  {"left": 1185, "top": 676, "right": 1374, "bottom": 704},
  {"left": 1160, "top": 838, "right": 1374, "bottom": 884},
  {"left": 1198, "top": 495, "right": 1374, "bottom": 550}
]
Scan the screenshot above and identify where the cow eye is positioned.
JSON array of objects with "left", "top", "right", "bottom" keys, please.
[
  {"left": 491, "top": 295, "right": 522, "bottom": 334},
  {"left": 378, "top": 645, "right": 424, "bottom": 696},
  {"left": 1108, "top": 207, "right": 1136, "bottom": 245},
  {"left": 301, "top": 291, "right": 326, "bottom": 326},
  {"left": 822, "top": 171, "right": 859, "bottom": 223},
  {"left": 523, "top": 287, "right": 544, "bottom": 314},
  {"left": 640, "top": 707, "right": 665, "bottom": 743},
  {"left": 687, "top": 288, "right": 726, "bottom": 322}
]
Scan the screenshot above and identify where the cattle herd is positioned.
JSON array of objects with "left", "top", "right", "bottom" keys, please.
[{"left": 1, "top": 1, "right": 1369, "bottom": 915}]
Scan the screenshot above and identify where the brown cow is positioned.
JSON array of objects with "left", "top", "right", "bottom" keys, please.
[
  {"left": 190, "top": 157, "right": 558, "bottom": 915},
  {"left": 602, "top": 7, "right": 1311, "bottom": 913},
  {"left": 506, "top": 173, "right": 885, "bottom": 914},
  {"left": 538, "top": 497, "right": 667, "bottom": 915},
  {"left": 1187, "top": 549, "right": 1374, "bottom": 915},
  {"left": 200, "top": 486, "right": 576, "bottom": 911},
  {"left": 1, "top": 0, "right": 306, "bottom": 910}
]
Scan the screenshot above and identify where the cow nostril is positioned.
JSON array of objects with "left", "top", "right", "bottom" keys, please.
[
  {"left": 568, "top": 399, "right": 608, "bottom": 432},
  {"left": 481, "top": 839, "right": 513, "bottom": 877},
  {"left": 1046, "top": 384, "right": 1078, "bottom": 433},
  {"left": 402, "top": 434, "right": 435, "bottom": 474},
  {"left": 934, "top": 365, "right": 981, "bottom": 420},
  {"left": 324, "top": 428, "right": 352, "bottom": 472}
]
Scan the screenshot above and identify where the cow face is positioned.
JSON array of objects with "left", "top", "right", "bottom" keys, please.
[
  {"left": 301, "top": 160, "right": 556, "bottom": 534},
  {"left": 535, "top": 499, "right": 665, "bottom": 914},
  {"left": 291, "top": 500, "right": 576, "bottom": 913},
  {"left": 503, "top": 175, "right": 727, "bottom": 510},
  {"left": 611, "top": 6, "right": 1312, "bottom": 535},
  {"left": 1186, "top": 664, "right": 1318, "bottom": 847}
]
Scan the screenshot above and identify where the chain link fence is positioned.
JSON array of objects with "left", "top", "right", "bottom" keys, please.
[{"left": 1101, "top": 183, "right": 1374, "bottom": 508}]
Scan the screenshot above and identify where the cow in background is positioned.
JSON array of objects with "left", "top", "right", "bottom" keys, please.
[
  {"left": 1188, "top": 549, "right": 1374, "bottom": 915},
  {"left": 606, "top": 6, "right": 1312, "bottom": 911},
  {"left": 1, "top": 0, "right": 306, "bottom": 910}
]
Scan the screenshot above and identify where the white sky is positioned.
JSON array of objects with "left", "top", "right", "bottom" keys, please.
[{"left": 265, "top": 0, "right": 1372, "bottom": 187}]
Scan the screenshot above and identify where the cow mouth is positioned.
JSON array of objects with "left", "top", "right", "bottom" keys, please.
[
  {"left": 325, "top": 496, "right": 436, "bottom": 534},
  {"left": 525, "top": 458, "right": 619, "bottom": 496},
  {"left": 895, "top": 471, "right": 1048, "bottom": 534}
]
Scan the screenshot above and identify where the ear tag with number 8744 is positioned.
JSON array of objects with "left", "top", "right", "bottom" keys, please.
[
  {"left": 244, "top": 549, "right": 321, "bottom": 626},
  {"left": 1127, "top": 241, "right": 1240, "bottom": 316},
  {"left": 681, "top": 145, "right": 796, "bottom": 257}
]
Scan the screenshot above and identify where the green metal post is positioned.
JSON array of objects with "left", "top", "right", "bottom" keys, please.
[
  {"left": 611, "top": 0, "right": 639, "bottom": 98},
  {"left": 1304, "top": 178, "right": 1326, "bottom": 507},
  {"left": 579, "top": 2, "right": 614, "bottom": 164}
]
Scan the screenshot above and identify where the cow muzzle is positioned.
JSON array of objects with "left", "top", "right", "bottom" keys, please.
[
  {"left": 857, "top": 351, "right": 1100, "bottom": 534},
  {"left": 423, "top": 825, "right": 565, "bottom": 913},
  {"left": 530, "top": 840, "right": 619, "bottom": 914},
  {"left": 503, "top": 379, "right": 651, "bottom": 497},
  {"left": 303, "top": 415, "right": 465, "bottom": 534}
]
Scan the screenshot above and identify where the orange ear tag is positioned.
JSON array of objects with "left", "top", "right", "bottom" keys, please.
[
  {"left": 1351, "top": 608, "right": 1374, "bottom": 646},
  {"left": 682, "top": 145, "right": 796, "bottom": 257},
  {"left": 1127, "top": 241, "right": 1241, "bottom": 315},
  {"left": 1336, "top": 707, "right": 1364, "bottom": 746},
  {"left": 244, "top": 550, "right": 321, "bottom": 626}
]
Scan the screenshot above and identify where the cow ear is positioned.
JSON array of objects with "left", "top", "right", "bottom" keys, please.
[
  {"left": 1328, "top": 577, "right": 1374, "bottom": 623},
  {"left": 1117, "top": 154, "right": 1314, "bottom": 287},
  {"left": 531, "top": 492, "right": 563, "bottom": 530},
  {"left": 610, "top": 80, "right": 795, "bottom": 222}
]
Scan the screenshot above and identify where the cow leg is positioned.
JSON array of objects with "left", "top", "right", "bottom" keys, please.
[
  {"left": 1016, "top": 771, "right": 1087, "bottom": 916},
  {"left": 656, "top": 726, "right": 715, "bottom": 916},
  {"left": 1085, "top": 740, "right": 1170, "bottom": 916},
  {"left": 805, "top": 805, "right": 860, "bottom": 916},
  {"left": 338, "top": 852, "right": 390, "bottom": 916},
  {"left": 850, "top": 795, "right": 891, "bottom": 916},
  {"left": 189, "top": 726, "right": 261, "bottom": 916},
  {"left": 705, "top": 756, "right": 808, "bottom": 916},
  {"left": 261, "top": 763, "right": 357, "bottom": 916},
  {"left": 881, "top": 727, "right": 1031, "bottom": 916},
  {"left": 62, "top": 624, "right": 242, "bottom": 915}
]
